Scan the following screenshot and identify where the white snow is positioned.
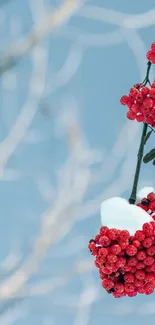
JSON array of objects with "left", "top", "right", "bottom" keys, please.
[
  {"left": 136, "top": 187, "right": 155, "bottom": 202},
  {"left": 100, "top": 197, "right": 152, "bottom": 235}
]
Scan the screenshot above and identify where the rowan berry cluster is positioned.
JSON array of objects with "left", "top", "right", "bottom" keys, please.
[
  {"left": 120, "top": 82, "right": 155, "bottom": 127},
  {"left": 146, "top": 42, "right": 155, "bottom": 64},
  {"left": 88, "top": 193, "right": 155, "bottom": 298},
  {"left": 120, "top": 42, "right": 155, "bottom": 126}
]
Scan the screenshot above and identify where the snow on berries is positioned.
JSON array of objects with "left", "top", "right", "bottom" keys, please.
[
  {"left": 88, "top": 191, "right": 155, "bottom": 298},
  {"left": 100, "top": 197, "right": 152, "bottom": 235}
]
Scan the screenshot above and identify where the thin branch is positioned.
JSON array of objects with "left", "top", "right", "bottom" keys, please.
[
  {"left": 0, "top": 0, "right": 82, "bottom": 74},
  {"left": 129, "top": 123, "right": 148, "bottom": 204}
]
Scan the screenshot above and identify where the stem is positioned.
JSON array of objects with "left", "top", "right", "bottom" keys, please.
[
  {"left": 148, "top": 125, "right": 155, "bottom": 133},
  {"left": 129, "top": 123, "right": 148, "bottom": 204},
  {"left": 143, "top": 61, "right": 151, "bottom": 85},
  {"left": 128, "top": 60, "right": 152, "bottom": 204}
]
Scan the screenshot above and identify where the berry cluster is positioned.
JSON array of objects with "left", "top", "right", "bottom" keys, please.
[
  {"left": 136, "top": 192, "right": 155, "bottom": 219},
  {"left": 88, "top": 193, "right": 155, "bottom": 298},
  {"left": 120, "top": 82, "right": 155, "bottom": 127},
  {"left": 146, "top": 42, "right": 155, "bottom": 64}
]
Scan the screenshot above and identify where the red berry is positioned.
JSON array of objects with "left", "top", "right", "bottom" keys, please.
[
  {"left": 136, "top": 114, "right": 144, "bottom": 122},
  {"left": 147, "top": 192, "right": 155, "bottom": 201},
  {"left": 124, "top": 273, "right": 135, "bottom": 283},
  {"left": 107, "top": 253, "right": 118, "bottom": 264},
  {"left": 149, "top": 201, "right": 155, "bottom": 210},
  {"left": 126, "top": 245, "right": 137, "bottom": 256},
  {"left": 144, "top": 282, "right": 155, "bottom": 295},
  {"left": 143, "top": 97, "right": 153, "bottom": 109},
  {"left": 150, "top": 221, "right": 155, "bottom": 229},
  {"left": 150, "top": 263, "right": 155, "bottom": 272},
  {"left": 126, "top": 110, "right": 136, "bottom": 120},
  {"left": 134, "top": 279, "right": 144, "bottom": 287},
  {"left": 102, "top": 279, "right": 114, "bottom": 290},
  {"left": 110, "top": 244, "right": 121, "bottom": 255},
  {"left": 136, "top": 250, "right": 146, "bottom": 260},
  {"left": 137, "top": 202, "right": 149, "bottom": 211},
  {"left": 144, "top": 256, "right": 154, "bottom": 266},
  {"left": 130, "top": 103, "right": 139, "bottom": 113},
  {"left": 130, "top": 266, "right": 137, "bottom": 273},
  {"left": 135, "top": 270, "right": 146, "bottom": 280},
  {"left": 151, "top": 42, "right": 155, "bottom": 53},
  {"left": 145, "top": 116, "right": 154, "bottom": 126},
  {"left": 115, "top": 257, "right": 126, "bottom": 268},
  {"left": 145, "top": 266, "right": 152, "bottom": 273},
  {"left": 135, "top": 230, "right": 145, "bottom": 241},
  {"left": 102, "top": 267, "right": 112, "bottom": 275},
  {"left": 145, "top": 273, "right": 155, "bottom": 282},
  {"left": 124, "top": 283, "right": 135, "bottom": 293},
  {"left": 118, "top": 240, "right": 129, "bottom": 250},
  {"left": 94, "top": 235, "right": 101, "bottom": 243},
  {"left": 120, "top": 95, "right": 130, "bottom": 105},
  {"left": 128, "top": 257, "right": 137, "bottom": 266},
  {"left": 109, "top": 273, "right": 119, "bottom": 281},
  {"left": 99, "top": 271, "right": 106, "bottom": 280},
  {"left": 136, "top": 262, "right": 145, "bottom": 269},
  {"left": 92, "top": 248, "right": 98, "bottom": 256},
  {"left": 132, "top": 240, "right": 141, "bottom": 248},
  {"left": 146, "top": 50, "right": 155, "bottom": 64},
  {"left": 88, "top": 241, "right": 95, "bottom": 249},
  {"left": 136, "top": 92, "right": 143, "bottom": 103},
  {"left": 108, "top": 228, "right": 120, "bottom": 240},
  {"left": 110, "top": 264, "right": 119, "bottom": 272},
  {"left": 114, "top": 283, "right": 124, "bottom": 293},
  {"left": 136, "top": 203, "right": 143, "bottom": 209},
  {"left": 100, "top": 226, "right": 109, "bottom": 235},
  {"left": 137, "top": 286, "right": 146, "bottom": 294},
  {"left": 129, "top": 87, "right": 138, "bottom": 97},
  {"left": 119, "top": 230, "right": 130, "bottom": 241},
  {"left": 140, "top": 86, "right": 150, "bottom": 96},
  {"left": 112, "top": 291, "right": 125, "bottom": 298},
  {"left": 94, "top": 260, "right": 100, "bottom": 268},
  {"left": 143, "top": 237, "right": 153, "bottom": 248},
  {"left": 98, "top": 247, "right": 109, "bottom": 257},
  {"left": 152, "top": 82, "right": 155, "bottom": 88},
  {"left": 121, "top": 265, "right": 131, "bottom": 272},
  {"left": 99, "top": 236, "right": 111, "bottom": 247},
  {"left": 149, "top": 88, "right": 155, "bottom": 99},
  {"left": 147, "top": 246, "right": 155, "bottom": 256}
]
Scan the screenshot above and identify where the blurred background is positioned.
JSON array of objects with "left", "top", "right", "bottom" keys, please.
[{"left": 0, "top": 0, "right": 155, "bottom": 324}]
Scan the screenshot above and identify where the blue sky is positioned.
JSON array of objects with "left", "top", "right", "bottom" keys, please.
[{"left": 0, "top": 0, "right": 155, "bottom": 324}]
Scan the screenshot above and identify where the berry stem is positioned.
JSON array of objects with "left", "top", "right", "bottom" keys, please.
[
  {"left": 129, "top": 60, "right": 152, "bottom": 205},
  {"left": 129, "top": 123, "right": 148, "bottom": 205},
  {"left": 143, "top": 61, "right": 151, "bottom": 85}
]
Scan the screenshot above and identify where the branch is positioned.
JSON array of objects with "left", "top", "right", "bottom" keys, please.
[
  {"left": 0, "top": 0, "right": 82, "bottom": 74},
  {"left": 129, "top": 123, "right": 148, "bottom": 204}
]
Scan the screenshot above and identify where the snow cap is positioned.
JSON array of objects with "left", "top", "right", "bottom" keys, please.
[{"left": 100, "top": 197, "right": 152, "bottom": 235}]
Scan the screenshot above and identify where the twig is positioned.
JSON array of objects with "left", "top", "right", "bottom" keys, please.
[
  {"left": 0, "top": 0, "right": 82, "bottom": 74},
  {"left": 128, "top": 59, "right": 153, "bottom": 204},
  {"left": 129, "top": 123, "right": 148, "bottom": 204}
]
